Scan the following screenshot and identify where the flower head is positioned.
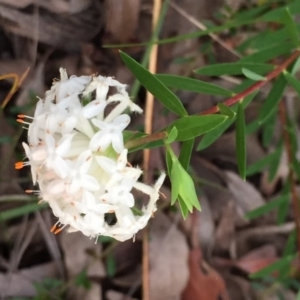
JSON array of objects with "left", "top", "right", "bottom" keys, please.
[{"left": 17, "top": 69, "right": 165, "bottom": 241}]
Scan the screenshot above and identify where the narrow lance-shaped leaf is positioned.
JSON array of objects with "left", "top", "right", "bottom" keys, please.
[
  {"left": 239, "top": 42, "right": 294, "bottom": 63},
  {"left": 195, "top": 62, "right": 274, "bottom": 76},
  {"left": 242, "top": 68, "right": 266, "bottom": 81},
  {"left": 179, "top": 139, "right": 194, "bottom": 171},
  {"left": 250, "top": 255, "right": 295, "bottom": 279},
  {"left": 284, "top": 71, "right": 300, "bottom": 98},
  {"left": 217, "top": 103, "right": 236, "bottom": 118},
  {"left": 155, "top": 74, "right": 234, "bottom": 96},
  {"left": 282, "top": 7, "right": 300, "bottom": 47},
  {"left": 168, "top": 115, "right": 228, "bottom": 141},
  {"left": 120, "top": 51, "right": 188, "bottom": 117},
  {"left": 165, "top": 127, "right": 178, "bottom": 144},
  {"left": 197, "top": 91, "right": 258, "bottom": 151},
  {"left": 246, "top": 193, "right": 289, "bottom": 220},
  {"left": 262, "top": 107, "right": 277, "bottom": 148},
  {"left": 259, "top": 74, "right": 287, "bottom": 124},
  {"left": 236, "top": 102, "right": 246, "bottom": 180}
]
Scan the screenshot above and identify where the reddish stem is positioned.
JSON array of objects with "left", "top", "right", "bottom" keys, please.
[{"left": 200, "top": 50, "right": 300, "bottom": 115}]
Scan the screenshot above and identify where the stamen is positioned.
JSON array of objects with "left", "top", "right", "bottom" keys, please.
[
  {"left": 54, "top": 227, "right": 64, "bottom": 234},
  {"left": 50, "top": 223, "right": 57, "bottom": 232},
  {"left": 16, "top": 119, "right": 30, "bottom": 125},
  {"left": 54, "top": 224, "right": 66, "bottom": 234},
  {"left": 15, "top": 162, "right": 24, "bottom": 169},
  {"left": 17, "top": 114, "right": 34, "bottom": 119},
  {"left": 159, "top": 191, "right": 167, "bottom": 199}
]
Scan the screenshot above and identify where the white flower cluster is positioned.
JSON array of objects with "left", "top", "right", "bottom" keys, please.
[{"left": 17, "top": 68, "right": 165, "bottom": 241}]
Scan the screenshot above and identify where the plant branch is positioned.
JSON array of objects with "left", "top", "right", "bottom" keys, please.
[
  {"left": 279, "top": 100, "right": 300, "bottom": 274},
  {"left": 200, "top": 50, "right": 300, "bottom": 115},
  {"left": 125, "top": 131, "right": 167, "bottom": 150}
]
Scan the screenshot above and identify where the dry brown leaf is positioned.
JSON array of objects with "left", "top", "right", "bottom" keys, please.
[
  {"left": 236, "top": 244, "right": 278, "bottom": 274},
  {"left": 0, "top": 2, "right": 102, "bottom": 50},
  {"left": 105, "top": 0, "right": 140, "bottom": 42},
  {"left": 107, "top": 290, "right": 138, "bottom": 300},
  {"left": 149, "top": 212, "right": 189, "bottom": 300},
  {"left": 221, "top": 272, "right": 256, "bottom": 300},
  {"left": 181, "top": 248, "right": 230, "bottom": 300},
  {"left": 60, "top": 231, "right": 105, "bottom": 300},
  {"left": 225, "top": 170, "right": 265, "bottom": 214},
  {"left": 197, "top": 196, "right": 215, "bottom": 250},
  {"left": 0, "top": 262, "right": 59, "bottom": 298},
  {"left": 214, "top": 200, "right": 236, "bottom": 255},
  {"left": 0, "top": 0, "right": 91, "bottom": 13}
]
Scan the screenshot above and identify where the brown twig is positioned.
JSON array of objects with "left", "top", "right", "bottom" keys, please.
[
  {"left": 200, "top": 50, "right": 300, "bottom": 115},
  {"left": 278, "top": 100, "right": 300, "bottom": 273},
  {"left": 142, "top": 1, "right": 161, "bottom": 300}
]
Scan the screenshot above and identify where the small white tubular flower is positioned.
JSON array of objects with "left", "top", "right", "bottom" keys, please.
[
  {"left": 90, "top": 114, "right": 130, "bottom": 153},
  {"left": 65, "top": 150, "right": 100, "bottom": 194},
  {"left": 17, "top": 69, "right": 166, "bottom": 242},
  {"left": 105, "top": 92, "right": 143, "bottom": 122}
]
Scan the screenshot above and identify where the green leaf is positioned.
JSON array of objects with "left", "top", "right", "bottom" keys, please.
[
  {"left": 236, "top": 102, "right": 246, "bottom": 180},
  {"left": 167, "top": 147, "right": 201, "bottom": 214},
  {"left": 75, "top": 270, "right": 91, "bottom": 290},
  {"left": 242, "top": 68, "right": 266, "bottom": 81},
  {"left": 246, "top": 193, "right": 288, "bottom": 220},
  {"left": 246, "top": 119, "right": 261, "bottom": 135},
  {"left": 197, "top": 119, "right": 233, "bottom": 151},
  {"left": 120, "top": 51, "right": 188, "bottom": 117},
  {"left": 260, "top": 1, "right": 300, "bottom": 22},
  {"left": 106, "top": 254, "right": 116, "bottom": 277},
  {"left": 283, "top": 230, "right": 296, "bottom": 257},
  {"left": 259, "top": 75, "right": 287, "bottom": 124},
  {"left": 283, "top": 7, "right": 300, "bottom": 47},
  {"left": 217, "top": 103, "right": 236, "bottom": 118},
  {"left": 0, "top": 203, "right": 47, "bottom": 222},
  {"left": 0, "top": 136, "right": 12, "bottom": 144},
  {"left": 197, "top": 91, "right": 258, "bottom": 151},
  {"left": 168, "top": 115, "right": 228, "bottom": 141},
  {"left": 262, "top": 107, "right": 277, "bottom": 147},
  {"left": 250, "top": 255, "right": 295, "bottom": 279},
  {"left": 179, "top": 139, "right": 194, "bottom": 171},
  {"left": 195, "top": 62, "right": 273, "bottom": 76},
  {"left": 170, "top": 160, "right": 182, "bottom": 205},
  {"left": 239, "top": 42, "right": 294, "bottom": 63},
  {"left": 268, "top": 142, "right": 283, "bottom": 182},
  {"left": 165, "top": 127, "right": 178, "bottom": 144},
  {"left": 155, "top": 74, "right": 234, "bottom": 96},
  {"left": 284, "top": 71, "right": 300, "bottom": 98},
  {"left": 178, "top": 195, "right": 189, "bottom": 219},
  {"left": 246, "top": 150, "right": 279, "bottom": 176},
  {"left": 166, "top": 148, "right": 173, "bottom": 176}
]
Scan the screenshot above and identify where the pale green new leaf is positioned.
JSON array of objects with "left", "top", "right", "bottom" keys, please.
[{"left": 242, "top": 68, "right": 266, "bottom": 81}]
